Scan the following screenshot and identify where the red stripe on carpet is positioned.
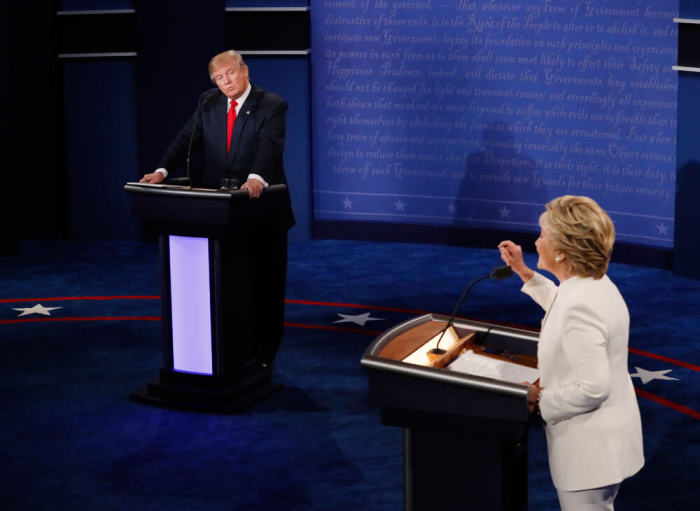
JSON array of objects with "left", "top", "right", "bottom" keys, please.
[
  {"left": 0, "top": 296, "right": 160, "bottom": 303},
  {"left": 0, "top": 316, "right": 161, "bottom": 324},
  {"left": 1, "top": 317, "right": 380, "bottom": 335},
  {"left": 635, "top": 388, "right": 700, "bottom": 421},
  {"left": 629, "top": 347, "right": 700, "bottom": 372}
]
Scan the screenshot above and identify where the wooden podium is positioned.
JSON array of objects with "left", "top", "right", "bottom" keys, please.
[
  {"left": 361, "top": 314, "right": 539, "bottom": 511},
  {"left": 124, "top": 182, "right": 289, "bottom": 412}
]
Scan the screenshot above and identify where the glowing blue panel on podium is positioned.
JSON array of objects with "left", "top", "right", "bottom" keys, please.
[{"left": 168, "top": 235, "right": 213, "bottom": 375}]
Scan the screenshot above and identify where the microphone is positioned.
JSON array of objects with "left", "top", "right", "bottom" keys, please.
[
  {"left": 185, "top": 89, "right": 219, "bottom": 181},
  {"left": 490, "top": 265, "right": 514, "bottom": 280},
  {"left": 199, "top": 89, "right": 220, "bottom": 105},
  {"left": 428, "top": 265, "right": 513, "bottom": 357}
]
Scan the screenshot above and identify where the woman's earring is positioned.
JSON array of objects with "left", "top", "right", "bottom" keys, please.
[{"left": 555, "top": 256, "right": 561, "bottom": 263}]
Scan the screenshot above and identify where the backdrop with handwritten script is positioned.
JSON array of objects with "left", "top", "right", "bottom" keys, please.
[{"left": 311, "top": 0, "right": 678, "bottom": 248}]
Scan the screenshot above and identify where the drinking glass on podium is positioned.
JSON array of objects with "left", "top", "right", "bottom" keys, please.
[{"left": 220, "top": 177, "right": 239, "bottom": 190}]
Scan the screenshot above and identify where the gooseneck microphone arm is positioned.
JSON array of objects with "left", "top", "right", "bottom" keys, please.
[
  {"left": 431, "top": 265, "right": 514, "bottom": 354},
  {"left": 186, "top": 90, "right": 218, "bottom": 182}
]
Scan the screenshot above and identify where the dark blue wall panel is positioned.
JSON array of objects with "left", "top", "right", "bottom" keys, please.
[
  {"left": 63, "top": 59, "right": 139, "bottom": 240},
  {"left": 246, "top": 56, "right": 312, "bottom": 243},
  {"left": 680, "top": 0, "right": 700, "bottom": 18},
  {"left": 673, "top": 0, "right": 700, "bottom": 277},
  {"left": 135, "top": 0, "right": 225, "bottom": 180}
]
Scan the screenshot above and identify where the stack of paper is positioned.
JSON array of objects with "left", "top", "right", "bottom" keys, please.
[{"left": 447, "top": 350, "right": 539, "bottom": 384}]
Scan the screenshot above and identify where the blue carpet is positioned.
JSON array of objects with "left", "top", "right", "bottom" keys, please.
[{"left": 1, "top": 240, "right": 698, "bottom": 510}]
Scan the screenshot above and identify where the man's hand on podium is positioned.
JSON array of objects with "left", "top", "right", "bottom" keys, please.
[
  {"left": 241, "top": 178, "right": 264, "bottom": 198},
  {"left": 140, "top": 172, "right": 166, "bottom": 184}
]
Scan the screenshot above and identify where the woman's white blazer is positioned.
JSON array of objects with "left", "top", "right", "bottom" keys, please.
[{"left": 522, "top": 272, "right": 644, "bottom": 491}]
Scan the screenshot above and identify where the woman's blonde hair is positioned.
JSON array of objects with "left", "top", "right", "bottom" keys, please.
[{"left": 539, "top": 195, "right": 615, "bottom": 279}]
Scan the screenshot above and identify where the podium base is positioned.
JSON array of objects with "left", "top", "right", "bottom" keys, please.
[{"left": 131, "top": 366, "right": 281, "bottom": 413}]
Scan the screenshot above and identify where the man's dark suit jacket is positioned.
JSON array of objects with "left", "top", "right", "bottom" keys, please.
[
  {"left": 158, "top": 83, "right": 294, "bottom": 365},
  {"left": 159, "top": 84, "right": 294, "bottom": 229}
]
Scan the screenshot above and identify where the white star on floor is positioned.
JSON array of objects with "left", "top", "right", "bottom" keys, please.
[
  {"left": 342, "top": 197, "right": 354, "bottom": 209},
  {"left": 12, "top": 304, "right": 63, "bottom": 317},
  {"left": 334, "top": 312, "right": 384, "bottom": 327},
  {"left": 498, "top": 205, "right": 511, "bottom": 218},
  {"left": 630, "top": 366, "right": 679, "bottom": 385},
  {"left": 393, "top": 199, "right": 406, "bottom": 212}
]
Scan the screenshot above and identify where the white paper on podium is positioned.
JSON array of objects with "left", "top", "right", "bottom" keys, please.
[{"left": 447, "top": 350, "right": 539, "bottom": 384}]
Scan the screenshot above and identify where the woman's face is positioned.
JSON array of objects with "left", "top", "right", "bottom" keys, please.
[{"left": 535, "top": 228, "right": 558, "bottom": 273}]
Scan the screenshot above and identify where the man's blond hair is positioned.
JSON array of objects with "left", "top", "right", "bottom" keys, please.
[{"left": 208, "top": 50, "right": 247, "bottom": 80}]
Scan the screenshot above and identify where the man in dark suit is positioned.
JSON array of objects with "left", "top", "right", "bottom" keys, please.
[{"left": 141, "top": 50, "right": 294, "bottom": 368}]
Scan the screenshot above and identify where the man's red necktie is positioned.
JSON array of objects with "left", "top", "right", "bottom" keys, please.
[{"left": 226, "top": 100, "right": 238, "bottom": 153}]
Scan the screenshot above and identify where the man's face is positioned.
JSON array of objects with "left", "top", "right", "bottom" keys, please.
[{"left": 211, "top": 60, "right": 249, "bottom": 100}]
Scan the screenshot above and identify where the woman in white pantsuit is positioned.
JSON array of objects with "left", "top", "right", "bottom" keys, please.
[{"left": 498, "top": 195, "right": 644, "bottom": 511}]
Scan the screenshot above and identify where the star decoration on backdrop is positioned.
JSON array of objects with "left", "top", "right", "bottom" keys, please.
[
  {"left": 498, "top": 205, "right": 511, "bottom": 218},
  {"left": 342, "top": 197, "right": 354, "bottom": 209},
  {"left": 12, "top": 304, "right": 63, "bottom": 317},
  {"left": 446, "top": 202, "right": 456, "bottom": 214},
  {"left": 656, "top": 223, "right": 668, "bottom": 236},
  {"left": 334, "top": 312, "right": 384, "bottom": 327},
  {"left": 630, "top": 366, "right": 679, "bottom": 385},
  {"left": 393, "top": 199, "right": 406, "bottom": 212}
]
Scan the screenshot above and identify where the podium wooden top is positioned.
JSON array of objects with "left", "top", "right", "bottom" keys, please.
[
  {"left": 371, "top": 313, "right": 536, "bottom": 358},
  {"left": 361, "top": 314, "right": 539, "bottom": 423},
  {"left": 376, "top": 317, "right": 537, "bottom": 370},
  {"left": 377, "top": 320, "right": 446, "bottom": 361}
]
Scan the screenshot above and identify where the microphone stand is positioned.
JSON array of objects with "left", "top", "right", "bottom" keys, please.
[
  {"left": 429, "top": 265, "right": 513, "bottom": 357},
  {"left": 185, "top": 90, "right": 218, "bottom": 183}
]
